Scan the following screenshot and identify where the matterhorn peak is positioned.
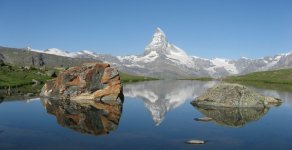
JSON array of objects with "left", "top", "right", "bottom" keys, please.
[
  {"left": 155, "top": 27, "right": 166, "bottom": 38},
  {"left": 144, "top": 27, "right": 169, "bottom": 54}
]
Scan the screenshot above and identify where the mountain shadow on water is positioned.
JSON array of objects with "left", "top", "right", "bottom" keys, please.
[
  {"left": 192, "top": 104, "right": 269, "bottom": 127},
  {"left": 41, "top": 98, "right": 123, "bottom": 136}
]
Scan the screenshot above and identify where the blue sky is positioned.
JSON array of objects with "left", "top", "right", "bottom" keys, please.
[{"left": 0, "top": 0, "right": 291, "bottom": 59}]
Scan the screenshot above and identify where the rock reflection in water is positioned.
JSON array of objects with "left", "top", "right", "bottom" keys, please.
[
  {"left": 192, "top": 104, "right": 269, "bottom": 127},
  {"left": 41, "top": 98, "right": 122, "bottom": 136}
]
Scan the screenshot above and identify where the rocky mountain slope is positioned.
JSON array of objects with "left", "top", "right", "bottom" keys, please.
[
  {"left": 0, "top": 46, "right": 100, "bottom": 68},
  {"left": 1, "top": 27, "right": 292, "bottom": 78}
]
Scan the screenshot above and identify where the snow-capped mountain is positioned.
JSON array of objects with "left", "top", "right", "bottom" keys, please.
[
  {"left": 26, "top": 27, "right": 292, "bottom": 78},
  {"left": 28, "top": 47, "right": 99, "bottom": 58},
  {"left": 142, "top": 28, "right": 195, "bottom": 68}
]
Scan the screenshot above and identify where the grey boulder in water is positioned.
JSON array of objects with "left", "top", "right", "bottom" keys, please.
[{"left": 191, "top": 83, "right": 281, "bottom": 108}]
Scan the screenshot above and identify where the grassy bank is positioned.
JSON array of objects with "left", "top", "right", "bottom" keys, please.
[{"left": 119, "top": 72, "right": 159, "bottom": 83}]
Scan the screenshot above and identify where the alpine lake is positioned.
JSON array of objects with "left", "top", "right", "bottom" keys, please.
[{"left": 0, "top": 80, "right": 292, "bottom": 150}]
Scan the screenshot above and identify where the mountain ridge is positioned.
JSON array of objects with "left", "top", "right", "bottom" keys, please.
[{"left": 2, "top": 28, "right": 292, "bottom": 78}]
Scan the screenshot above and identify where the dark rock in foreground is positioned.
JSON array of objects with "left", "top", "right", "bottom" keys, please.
[
  {"left": 41, "top": 98, "right": 122, "bottom": 136},
  {"left": 40, "top": 62, "right": 123, "bottom": 103},
  {"left": 192, "top": 83, "right": 281, "bottom": 108},
  {"left": 192, "top": 104, "right": 269, "bottom": 127}
]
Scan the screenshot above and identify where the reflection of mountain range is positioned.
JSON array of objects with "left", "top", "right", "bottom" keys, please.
[
  {"left": 123, "top": 80, "right": 217, "bottom": 125},
  {"left": 193, "top": 104, "right": 269, "bottom": 127},
  {"left": 41, "top": 98, "right": 122, "bottom": 136}
]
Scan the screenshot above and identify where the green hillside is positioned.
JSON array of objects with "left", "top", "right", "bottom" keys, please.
[
  {"left": 119, "top": 72, "right": 159, "bottom": 83},
  {"left": 224, "top": 69, "right": 292, "bottom": 85},
  {"left": 0, "top": 65, "right": 52, "bottom": 88},
  {"left": 224, "top": 69, "right": 292, "bottom": 91},
  {"left": 0, "top": 65, "right": 54, "bottom": 95}
]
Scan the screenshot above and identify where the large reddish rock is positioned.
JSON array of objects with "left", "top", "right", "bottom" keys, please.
[{"left": 40, "top": 62, "right": 123, "bottom": 103}]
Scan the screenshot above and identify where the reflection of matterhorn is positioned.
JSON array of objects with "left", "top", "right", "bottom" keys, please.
[{"left": 123, "top": 80, "right": 217, "bottom": 125}]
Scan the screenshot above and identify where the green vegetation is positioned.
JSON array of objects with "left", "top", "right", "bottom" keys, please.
[
  {"left": 224, "top": 69, "right": 292, "bottom": 91},
  {"left": 224, "top": 69, "right": 292, "bottom": 84},
  {"left": 0, "top": 65, "right": 52, "bottom": 94},
  {"left": 179, "top": 77, "right": 214, "bottom": 81},
  {"left": 0, "top": 64, "right": 158, "bottom": 96},
  {"left": 119, "top": 72, "right": 159, "bottom": 83}
]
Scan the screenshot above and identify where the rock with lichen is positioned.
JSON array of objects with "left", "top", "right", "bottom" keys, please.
[
  {"left": 191, "top": 83, "right": 281, "bottom": 108},
  {"left": 40, "top": 62, "right": 123, "bottom": 104}
]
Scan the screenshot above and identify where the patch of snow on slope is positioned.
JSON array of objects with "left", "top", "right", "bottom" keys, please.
[
  {"left": 209, "top": 58, "right": 239, "bottom": 74},
  {"left": 43, "top": 48, "right": 79, "bottom": 57},
  {"left": 27, "top": 47, "right": 43, "bottom": 53},
  {"left": 165, "top": 44, "right": 194, "bottom": 68},
  {"left": 240, "top": 57, "right": 251, "bottom": 60},
  {"left": 29, "top": 47, "right": 79, "bottom": 58},
  {"left": 80, "top": 50, "right": 98, "bottom": 56},
  {"left": 28, "top": 47, "right": 99, "bottom": 58},
  {"left": 280, "top": 51, "right": 292, "bottom": 56},
  {"left": 192, "top": 55, "right": 209, "bottom": 61},
  {"left": 262, "top": 55, "right": 282, "bottom": 69},
  {"left": 118, "top": 51, "right": 159, "bottom": 63}
]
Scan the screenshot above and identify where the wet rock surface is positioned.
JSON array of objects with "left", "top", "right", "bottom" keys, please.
[
  {"left": 41, "top": 98, "right": 123, "bottom": 136},
  {"left": 192, "top": 83, "right": 281, "bottom": 108},
  {"left": 40, "top": 63, "right": 123, "bottom": 104}
]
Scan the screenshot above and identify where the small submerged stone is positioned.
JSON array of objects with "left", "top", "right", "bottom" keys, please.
[
  {"left": 194, "top": 117, "right": 213, "bottom": 122},
  {"left": 185, "top": 140, "right": 205, "bottom": 144}
]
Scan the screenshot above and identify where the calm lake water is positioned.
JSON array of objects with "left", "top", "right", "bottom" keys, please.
[{"left": 0, "top": 80, "right": 292, "bottom": 150}]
